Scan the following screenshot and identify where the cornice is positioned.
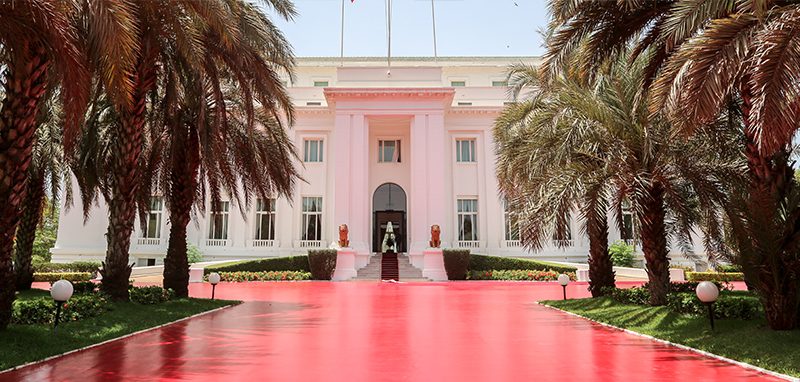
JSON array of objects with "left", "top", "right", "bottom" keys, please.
[
  {"left": 447, "top": 106, "right": 503, "bottom": 115},
  {"left": 295, "top": 106, "right": 333, "bottom": 115},
  {"left": 324, "top": 87, "right": 456, "bottom": 103}
]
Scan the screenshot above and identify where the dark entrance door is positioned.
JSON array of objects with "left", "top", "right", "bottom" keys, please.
[
  {"left": 372, "top": 183, "right": 407, "bottom": 253},
  {"left": 373, "top": 211, "right": 406, "bottom": 253}
]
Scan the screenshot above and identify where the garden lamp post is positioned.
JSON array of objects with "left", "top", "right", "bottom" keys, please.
[
  {"left": 558, "top": 274, "right": 570, "bottom": 300},
  {"left": 208, "top": 272, "right": 221, "bottom": 300},
  {"left": 695, "top": 281, "right": 719, "bottom": 331},
  {"left": 50, "top": 280, "right": 74, "bottom": 331}
]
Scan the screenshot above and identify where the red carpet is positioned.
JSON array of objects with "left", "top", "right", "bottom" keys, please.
[
  {"left": 380, "top": 252, "right": 399, "bottom": 281},
  {"left": 6, "top": 282, "right": 778, "bottom": 381}
]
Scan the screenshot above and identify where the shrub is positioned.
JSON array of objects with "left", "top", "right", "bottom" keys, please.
[
  {"left": 468, "top": 269, "right": 576, "bottom": 281},
  {"left": 12, "top": 294, "right": 110, "bottom": 325},
  {"left": 33, "top": 272, "right": 92, "bottom": 282},
  {"left": 686, "top": 272, "right": 745, "bottom": 282},
  {"left": 34, "top": 261, "right": 101, "bottom": 275},
  {"left": 71, "top": 281, "right": 98, "bottom": 294},
  {"left": 129, "top": 286, "right": 174, "bottom": 304},
  {"left": 667, "top": 293, "right": 761, "bottom": 320},
  {"left": 308, "top": 250, "right": 337, "bottom": 280},
  {"left": 714, "top": 263, "right": 742, "bottom": 273},
  {"left": 609, "top": 241, "right": 635, "bottom": 267},
  {"left": 207, "top": 271, "right": 312, "bottom": 282},
  {"left": 443, "top": 249, "right": 471, "bottom": 280},
  {"left": 204, "top": 255, "right": 311, "bottom": 275},
  {"left": 607, "top": 286, "right": 651, "bottom": 305},
  {"left": 663, "top": 281, "right": 727, "bottom": 294},
  {"left": 187, "top": 243, "right": 204, "bottom": 264},
  {"left": 468, "top": 254, "right": 577, "bottom": 273}
]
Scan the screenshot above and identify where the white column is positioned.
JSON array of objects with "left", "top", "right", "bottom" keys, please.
[
  {"left": 409, "top": 112, "right": 446, "bottom": 256},
  {"left": 333, "top": 113, "right": 369, "bottom": 255}
]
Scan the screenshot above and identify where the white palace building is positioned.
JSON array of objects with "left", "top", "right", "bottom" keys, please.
[{"left": 53, "top": 57, "right": 658, "bottom": 267}]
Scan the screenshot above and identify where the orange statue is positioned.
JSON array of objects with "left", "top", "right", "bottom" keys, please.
[
  {"left": 338, "top": 224, "right": 350, "bottom": 247},
  {"left": 429, "top": 225, "right": 441, "bottom": 248}
]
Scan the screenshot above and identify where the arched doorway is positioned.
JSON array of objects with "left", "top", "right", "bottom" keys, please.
[{"left": 373, "top": 183, "right": 407, "bottom": 253}]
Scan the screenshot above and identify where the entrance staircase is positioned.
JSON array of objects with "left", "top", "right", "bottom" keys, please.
[
  {"left": 354, "top": 253, "right": 426, "bottom": 281},
  {"left": 381, "top": 252, "right": 399, "bottom": 281}
]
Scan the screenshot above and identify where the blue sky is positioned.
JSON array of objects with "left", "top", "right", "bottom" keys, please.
[{"left": 261, "top": 0, "right": 549, "bottom": 57}]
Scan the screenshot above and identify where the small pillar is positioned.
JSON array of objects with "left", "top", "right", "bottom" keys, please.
[
  {"left": 422, "top": 249, "right": 447, "bottom": 281},
  {"left": 332, "top": 249, "right": 357, "bottom": 281}
]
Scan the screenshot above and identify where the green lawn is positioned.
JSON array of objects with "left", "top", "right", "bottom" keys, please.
[
  {"left": 542, "top": 297, "right": 800, "bottom": 378},
  {"left": 0, "top": 289, "right": 237, "bottom": 371}
]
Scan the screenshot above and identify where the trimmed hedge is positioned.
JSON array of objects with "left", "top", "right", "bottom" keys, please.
[
  {"left": 208, "top": 271, "right": 312, "bottom": 282},
  {"left": 468, "top": 254, "right": 577, "bottom": 273},
  {"left": 605, "top": 285, "right": 760, "bottom": 320},
  {"left": 33, "top": 261, "right": 101, "bottom": 274},
  {"left": 443, "top": 249, "right": 470, "bottom": 280},
  {"left": 687, "top": 272, "right": 744, "bottom": 282},
  {"left": 667, "top": 292, "right": 762, "bottom": 320},
  {"left": 34, "top": 272, "right": 92, "bottom": 282},
  {"left": 308, "top": 250, "right": 337, "bottom": 280},
  {"left": 203, "top": 255, "right": 311, "bottom": 275},
  {"left": 12, "top": 293, "right": 110, "bottom": 325},
  {"left": 468, "top": 269, "right": 576, "bottom": 281},
  {"left": 129, "top": 286, "right": 174, "bottom": 305}
]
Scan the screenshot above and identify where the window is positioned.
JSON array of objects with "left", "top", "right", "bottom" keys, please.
[
  {"left": 255, "top": 198, "right": 276, "bottom": 240},
  {"left": 378, "top": 140, "right": 401, "bottom": 163},
  {"left": 450, "top": 80, "right": 466, "bottom": 87},
  {"left": 313, "top": 81, "right": 329, "bottom": 87},
  {"left": 208, "top": 201, "right": 230, "bottom": 240},
  {"left": 457, "top": 199, "right": 479, "bottom": 241},
  {"left": 622, "top": 200, "right": 634, "bottom": 241},
  {"left": 303, "top": 139, "right": 324, "bottom": 162},
  {"left": 301, "top": 197, "right": 323, "bottom": 241},
  {"left": 455, "top": 139, "right": 476, "bottom": 163},
  {"left": 492, "top": 80, "right": 509, "bottom": 87},
  {"left": 144, "top": 197, "right": 163, "bottom": 238},
  {"left": 504, "top": 201, "right": 520, "bottom": 241}
]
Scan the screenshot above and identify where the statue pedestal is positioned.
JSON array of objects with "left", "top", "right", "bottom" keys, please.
[
  {"left": 422, "top": 249, "right": 448, "bottom": 281},
  {"left": 332, "top": 249, "right": 357, "bottom": 281}
]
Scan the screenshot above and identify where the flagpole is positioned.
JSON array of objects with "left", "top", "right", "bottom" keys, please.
[
  {"left": 431, "top": 0, "right": 438, "bottom": 60},
  {"left": 386, "top": 0, "right": 392, "bottom": 75},
  {"left": 340, "top": 0, "right": 345, "bottom": 67}
]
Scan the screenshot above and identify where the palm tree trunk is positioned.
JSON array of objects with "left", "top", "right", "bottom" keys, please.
[
  {"left": 586, "top": 208, "right": 614, "bottom": 297},
  {"left": 0, "top": 41, "right": 51, "bottom": 329},
  {"left": 163, "top": 125, "right": 200, "bottom": 298},
  {"left": 738, "top": 86, "right": 800, "bottom": 330},
  {"left": 638, "top": 183, "right": 670, "bottom": 306},
  {"left": 14, "top": 170, "right": 46, "bottom": 291},
  {"left": 100, "top": 54, "right": 156, "bottom": 301}
]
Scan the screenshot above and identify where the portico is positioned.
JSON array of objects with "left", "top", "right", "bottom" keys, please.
[{"left": 327, "top": 88, "right": 453, "bottom": 260}]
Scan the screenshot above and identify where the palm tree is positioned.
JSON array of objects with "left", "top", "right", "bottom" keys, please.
[
  {"left": 545, "top": 0, "right": 800, "bottom": 329},
  {"left": 144, "top": 2, "right": 299, "bottom": 296},
  {"left": 494, "top": 64, "right": 616, "bottom": 297},
  {"left": 0, "top": 0, "right": 138, "bottom": 329},
  {"left": 14, "top": 92, "right": 65, "bottom": 290},
  {"left": 500, "top": 54, "right": 741, "bottom": 305},
  {"left": 73, "top": 0, "right": 297, "bottom": 300}
]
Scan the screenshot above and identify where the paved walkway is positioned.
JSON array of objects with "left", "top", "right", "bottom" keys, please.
[{"left": 2, "top": 282, "right": 780, "bottom": 381}]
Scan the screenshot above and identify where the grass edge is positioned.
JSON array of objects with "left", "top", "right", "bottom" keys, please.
[{"left": 537, "top": 301, "right": 799, "bottom": 382}]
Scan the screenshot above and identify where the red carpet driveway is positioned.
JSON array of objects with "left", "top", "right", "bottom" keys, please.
[{"left": 1, "top": 282, "right": 782, "bottom": 381}]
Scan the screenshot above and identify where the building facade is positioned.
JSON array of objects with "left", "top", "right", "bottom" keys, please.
[{"left": 53, "top": 57, "right": 649, "bottom": 266}]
